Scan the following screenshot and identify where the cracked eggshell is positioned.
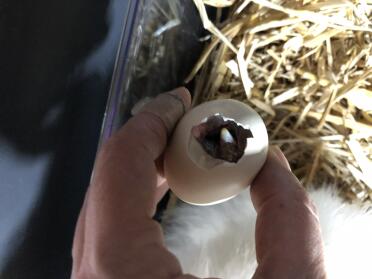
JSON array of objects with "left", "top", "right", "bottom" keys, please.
[{"left": 164, "top": 99, "right": 268, "bottom": 206}]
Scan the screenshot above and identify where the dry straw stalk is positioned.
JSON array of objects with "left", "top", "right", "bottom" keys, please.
[{"left": 191, "top": 0, "right": 372, "bottom": 203}]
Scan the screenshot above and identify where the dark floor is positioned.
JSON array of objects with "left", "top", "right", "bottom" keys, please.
[{"left": 0, "top": 1, "right": 127, "bottom": 278}]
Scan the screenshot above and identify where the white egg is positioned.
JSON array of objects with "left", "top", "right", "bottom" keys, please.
[{"left": 164, "top": 99, "right": 268, "bottom": 206}]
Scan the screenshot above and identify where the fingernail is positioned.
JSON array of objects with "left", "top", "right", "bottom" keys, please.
[
  {"left": 132, "top": 88, "right": 191, "bottom": 116},
  {"left": 130, "top": 88, "right": 192, "bottom": 136},
  {"left": 270, "top": 145, "right": 291, "bottom": 171},
  {"left": 131, "top": 97, "right": 154, "bottom": 116},
  {"left": 165, "top": 87, "right": 192, "bottom": 113}
]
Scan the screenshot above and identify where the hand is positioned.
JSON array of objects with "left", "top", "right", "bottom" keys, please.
[
  {"left": 72, "top": 88, "right": 199, "bottom": 279},
  {"left": 71, "top": 87, "right": 326, "bottom": 279},
  {"left": 251, "top": 147, "right": 327, "bottom": 279}
]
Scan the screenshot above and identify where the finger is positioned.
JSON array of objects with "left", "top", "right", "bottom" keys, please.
[
  {"left": 93, "top": 87, "right": 191, "bottom": 217},
  {"left": 155, "top": 180, "right": 170, "bottom": 204},
  {"left": 137, "top": 87, "right": 191, "bottom": 136},
  {"left": 157, "top": 175, "right": 167, "bottom": 187},
  {"left": 271, "top": 145, "right": 291, "bottom": 171},
  {"left": 251, "top": 146, "right": 326, "bottom": 279},
  {"left": 71, "top": 186, "right": 90, "bottom": 273},
  {"left": 72, "top": 88, "right": 196, "bottom": 278},
  {"left": 155, "top": 153, "right": 166, "bottom": 177}
]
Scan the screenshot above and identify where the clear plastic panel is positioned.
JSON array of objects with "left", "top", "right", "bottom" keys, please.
[{"left": 100, "top": 0, "right": 203, "bottom": 144}]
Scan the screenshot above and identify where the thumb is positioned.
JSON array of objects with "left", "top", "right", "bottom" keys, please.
[{"left": 250, "top": 146, "right": 327, "bottom": 279}]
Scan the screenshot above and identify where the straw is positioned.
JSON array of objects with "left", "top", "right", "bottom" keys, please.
[{"left": 190, "top": 0, "right": 372, "bottom": 203}]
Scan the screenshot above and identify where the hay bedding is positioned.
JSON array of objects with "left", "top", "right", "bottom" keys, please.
[{"left": 188, "top": 0, "right": 372, "bottom": 204}]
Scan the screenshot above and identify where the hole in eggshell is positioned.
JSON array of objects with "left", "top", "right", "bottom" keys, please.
[{"left": 191, "top": 115, "right": 253, "bottom": 163}]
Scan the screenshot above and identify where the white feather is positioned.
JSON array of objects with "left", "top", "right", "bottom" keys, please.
[{"left": 162, "top": 186, "right": 372, "bottom": 279}]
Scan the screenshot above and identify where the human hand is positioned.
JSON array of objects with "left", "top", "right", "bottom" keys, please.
[
  {"left": 71, "top": 87, "right": 326, "bottom": 279},
  {"left": 71, "top": 87, "right": 200, "bottom": 279},
  {"left": 250, "top": 146, "right": 327, "bottom": 278}
]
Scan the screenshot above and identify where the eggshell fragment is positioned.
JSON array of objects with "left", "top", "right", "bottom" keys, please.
[{"left": 164, "top": 99, "right": 268, "bottom": 206}]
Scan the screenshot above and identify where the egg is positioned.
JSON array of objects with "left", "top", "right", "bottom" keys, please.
[{"left": 164, "top": 99, "right": 268, "bottom": 206}]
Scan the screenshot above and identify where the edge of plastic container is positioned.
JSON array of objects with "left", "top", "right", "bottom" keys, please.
[{"left": 98, "top": 0, "right": 142, "bottom": 146}]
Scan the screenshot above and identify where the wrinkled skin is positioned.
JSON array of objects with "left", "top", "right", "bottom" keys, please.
[{"left": 71, "top": 88, "right": 327, "bottom": 279}]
